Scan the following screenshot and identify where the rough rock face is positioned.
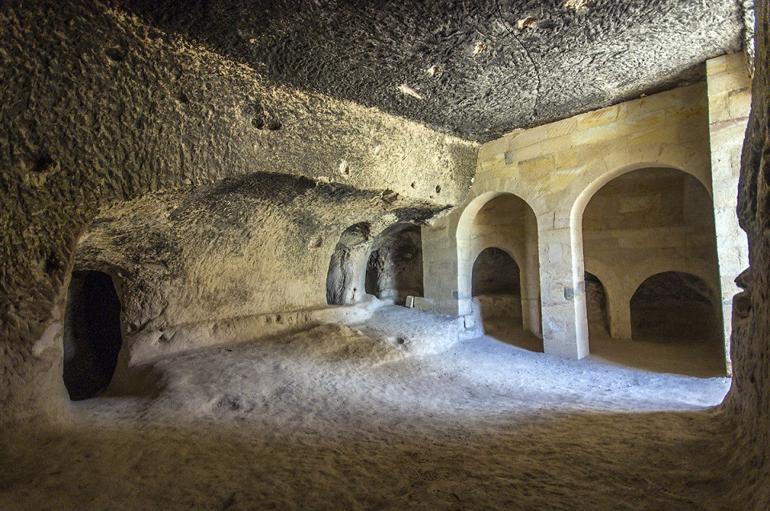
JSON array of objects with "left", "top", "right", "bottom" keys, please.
[
  {"left": 123, "top": 0, "right": 744, "bottom": 141},
  {"left": 76, "top": 172, "right": 440, "bottom": 335},
  {"left": 365, "top": 226, "right": 424, "bottom": 305},
  {"left": 725, "top": 0, "right": 770, "bottom": 504},
  {"left": 0, "top": 0, "right": 476, "bottom": 424}
]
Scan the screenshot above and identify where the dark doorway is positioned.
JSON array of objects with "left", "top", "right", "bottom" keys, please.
[{"left": 63, "top": 271, "right": 123, "bottom": 400}]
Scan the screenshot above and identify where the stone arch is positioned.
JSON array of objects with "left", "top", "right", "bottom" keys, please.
[
  {"left": 570, "top": 163, "right": 718, "bottom": 354},
  {"left": 456, "top": 192, "right": 541, "bottom": 336},
  {"left": 63, "top": 270, "right": 124, "bottom": 400},
  {"left": 471, "top": 246, "right": 521, "bottom": 297},
  {"left": 626, "top": 259, "right": 718, "bottom": 300}
]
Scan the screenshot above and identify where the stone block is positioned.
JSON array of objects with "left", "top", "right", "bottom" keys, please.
[
  {"left": 576, "top": 105, "right": 620, "bottom": 130},
  {"left": 519, "top": 154, "right": 555, "bottom": 174}
]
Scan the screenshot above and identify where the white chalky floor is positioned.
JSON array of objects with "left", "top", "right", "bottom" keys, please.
[{"left": 1, "top": 306, "right": 734, "bottom": 510}]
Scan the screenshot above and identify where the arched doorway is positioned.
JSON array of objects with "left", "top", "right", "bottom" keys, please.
[
  {"left": 364, "top": 224, "right": 423, "bottom": 305},
  {"left": 457, "top": 193, "right": 542, "bottom": 349},
  {"left": 580, "top": 167, "right": 722, "bottom": 342},
  {"left": 471, "top": 247, "right": 522, "bottom": 326},
  {"left": 631, "top": 271, "right": 720, "bottom": 342},
  {"left": 63, "top": 270, "right": 123, "bottom": 400}
]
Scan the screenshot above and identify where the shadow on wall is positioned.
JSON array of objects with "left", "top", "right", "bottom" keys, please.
[{"left": 631, "top": 271, "right": 721, "bottom": 343}]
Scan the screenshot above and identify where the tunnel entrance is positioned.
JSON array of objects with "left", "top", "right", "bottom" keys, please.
[
  {"left": 471, "top": 247, "right": 522, "bottom": 327},
  {"left": 630, "top": 271, "right": 720, "bottom": 343},
  {"left": 364, "top": 225, "right": 423, "bottom": 305},
  {"left": 63, "top": 270, "right": 123, "bottom": 400}
]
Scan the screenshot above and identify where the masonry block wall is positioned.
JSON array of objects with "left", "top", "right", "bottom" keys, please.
[
  {"left": 706, "top": 52, "right": 752, "bottom": 373},
  {"left": 422, "top": 54, "right": 750, "bottom": 364},
  {"left": 582, "top": 168, "right": 720, "bottom": 341}
]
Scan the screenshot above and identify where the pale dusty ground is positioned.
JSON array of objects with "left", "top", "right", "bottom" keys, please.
[{"left": 0, "top": 306, "right": 734, "bottom": 511}]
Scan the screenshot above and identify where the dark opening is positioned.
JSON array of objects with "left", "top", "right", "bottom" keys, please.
[
  {"left": 63, "top": 271, "right": 123, "bottom": 400},
  {"left": 585, "top": 272, "right": 610, "bottom": 339},
  {"left": 630, "top": 271, "right": 719, "bottom": 342},
  {"left": 365, "top": 225, "right": 423, "bottom": 305},
  {"left": 471, "top": 247, "right": 522, "bottom": 326}
]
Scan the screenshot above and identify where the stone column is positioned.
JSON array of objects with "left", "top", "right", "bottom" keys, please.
[
  {"left": 538, "top": 213, "right": 588, "bottom": 359},
  {"left": 607, "top": 288, "right": 633, "bottom": 340},
  {"left": 418, "top": 219, "right": 460, "bottom": 315},
  {"left": 706, "top": 52, "right": 751, "bottom": 374},
  {"left": 522, "top": 212, "right": 542, "bottom": 337}
]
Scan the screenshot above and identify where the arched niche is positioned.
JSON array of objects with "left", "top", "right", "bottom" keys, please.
[
  {"left": 365, "top": 224, "right": 423, "bottom": 305},
  {"left": 471, "top": 247, "right": 523, "bottom": 326},
  {"left": 457, "top": 193, "right": 541, "bottom": 338},
  {"left": 63, "top": 270, "right": 123, "bottom": 400},
  {"left": 630, "top": 271, "right": 720, "bottom": 342},
  {"left": 576, "top": 166, "right": 721, "bottom": 349}
]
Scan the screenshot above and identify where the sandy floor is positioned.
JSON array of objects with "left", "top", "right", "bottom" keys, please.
[{"left": 1, "top": 306, "right": 735, "bottom": 510}]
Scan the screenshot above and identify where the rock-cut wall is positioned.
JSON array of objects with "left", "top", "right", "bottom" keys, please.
[
  {"left": 724, "top": 0, "right": 770, "bottom": 505},
  {"left": 0, "top": 0, "right": 477, "bottom": 425}
]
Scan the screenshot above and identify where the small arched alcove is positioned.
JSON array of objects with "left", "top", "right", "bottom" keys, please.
[
  {"left": 584, "top": 272, "right": 610, "bottom": 340},
  {"left": 630, "top": 271, "right": 720, "bottom": 343},
  {"left": 471, "top": 247, "right": 522, "bottom": 326},
  {"left": 364, "top": 224, "right": 423, "bottom": 305},
  {"left": 63, "top": 270, "right": 123, "bottom": 400}
]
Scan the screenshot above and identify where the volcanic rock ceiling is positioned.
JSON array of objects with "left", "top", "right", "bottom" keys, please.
[{"left": 124, "top": 0, "right": 745, "bottom": 141}]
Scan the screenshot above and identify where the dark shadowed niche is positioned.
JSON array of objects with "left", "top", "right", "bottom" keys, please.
[
  {"left": 472, "top": 247, "right": 522, "bottom": 327},
  {"left": 585, "top": 272, "right": 610, "bottom": 339},
  {"left": 630, "top": 271, "right": 720, "bottom": 342},
  {"left": 63, "top": 271, "right": 123, "bottom": 400},
  {"left": 472, "top": 247, "right": 520, "bottom": 297},
  {"left": 365, "top": 225, "right": 423, "bottom": 305}
]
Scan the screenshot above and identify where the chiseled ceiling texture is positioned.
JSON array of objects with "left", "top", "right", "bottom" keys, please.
[{"left": 122, "top": 0, "right": 745, "bottom": 141}]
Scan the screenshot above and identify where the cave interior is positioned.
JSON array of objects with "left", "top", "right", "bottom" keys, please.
[{"left": 1, "top": 0, "right": 769, "bottom": 509}]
